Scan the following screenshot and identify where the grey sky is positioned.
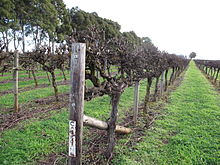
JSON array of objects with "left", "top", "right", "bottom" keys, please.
[{"left": 64, "top": 0, "right": 220, "bottom": 60}]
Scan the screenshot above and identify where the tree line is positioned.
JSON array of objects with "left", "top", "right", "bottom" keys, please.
[{"left": 0, "top": 0, "right": 141, "bottom": 54}]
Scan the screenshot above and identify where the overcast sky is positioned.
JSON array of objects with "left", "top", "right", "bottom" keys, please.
[{"left": 64, "top": 0, "right": 220, "bottom": 60}]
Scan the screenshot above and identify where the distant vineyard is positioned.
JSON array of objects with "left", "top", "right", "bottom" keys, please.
[{"left": 195, "top": 60, "right": 220, "bottom": 83}]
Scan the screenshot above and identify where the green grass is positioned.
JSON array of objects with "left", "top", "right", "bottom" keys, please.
[
  {"left": 0, "top": 70, "right": 46, "bottom": 82},
  {"left": 0, "top": 110, "right": 68, "bottom": 165},
  {"left": 0, "top": 70, "right": 68, "bottom": 82},
  {"left": 0, "top": 72, "right": 69, "bottom": 92},
  {"left": 0, "top": 70, "right": 26, "bottom": 81},
  {"left": 0, "top": 85, "right": 70, "bottom": 109},
  {"left": 112, "top": 62, "right": 220, "bottom": 165},
  {"left": 0, "top": 79, "right": 149, "bottom": 164},
  {"left": 0, "top": 79, "right": 93, "bottom": 109}
]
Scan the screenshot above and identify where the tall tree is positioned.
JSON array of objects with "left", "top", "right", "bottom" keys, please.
[
  {"left": 0, "top": 0, "right": 16, "bottom": 51},
  {"left": 52, "top": 0, "right": 72, "bottom": 43},
  {"left": 189, "top": 52, "right": 196, "bottom": 59},
  {"left": 28, "top": 0, "right": 59, "bottom": 50},
  {"left": 13, "top": 0, "right": 31, "bottom": 52}
]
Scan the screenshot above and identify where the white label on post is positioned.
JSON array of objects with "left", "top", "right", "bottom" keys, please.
[{"left": 69, "top": 120, "right": 76, "bottom": 157}]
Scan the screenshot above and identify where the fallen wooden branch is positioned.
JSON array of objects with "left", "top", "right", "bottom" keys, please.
[{"left": 83, "top": 115, "right": 132, "bottom": 134}]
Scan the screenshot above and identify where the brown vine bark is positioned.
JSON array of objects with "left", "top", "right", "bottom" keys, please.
[
  {"left": 169, "top": 67, "right": 175, "bottom": 85},
  {"left": 61, "top": 69, "right": 67, "bottom": 81},
  {"left": 46, "top": 72, "right": 51, "bottom": 84},
  {"left": 153, "top": 76, "right": 160, "bottom": 101},
  {"left": 27, "top": 70, "right": 31, "bottom": 78},
  {"left": 143, "top": 77, "right": 152, "bottom": 114},
  {"left": 106, "top": 92, "right": 121, "bottom": 160},
  {"left": 31, "top": 70, "right": 38, "bottom": 87},
  {"left": 164, "top": 69, "right": 169, "bottom": 92},
  {"left": 50, "top": 71, "right": 59, "bottom": 101},
  {"left": 214, "top": 69, "right": 219, "bottom": 82}
]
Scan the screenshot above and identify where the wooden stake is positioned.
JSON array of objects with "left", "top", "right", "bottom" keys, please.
[
  {"left": 13, "top": 51, "right": 19, "bottom": 112},
  {"left": 133, "top": 81, "right": 140, "bottom": 124},
  {"left": 69, "top": 43, "right": 86, "bottom": 165}
]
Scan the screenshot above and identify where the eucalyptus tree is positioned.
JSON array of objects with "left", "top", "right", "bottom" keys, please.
[
  {"left": 52, "top": 0, "right": 72, "bottom": 43},
  {"left": 28, "top": 0, "right": 59, "bottom": 50},
  {"left": 13, "top": 0, "right": 32, "bottom": 52},
  {"left": 1, "top": 0, "right": 69, "bottom": 52},
  {"left": 189, "top": 52, "right": 196, "bottom": 59},
  {"left": 0, "top": 0, "right": 16, "bottom": 51}
]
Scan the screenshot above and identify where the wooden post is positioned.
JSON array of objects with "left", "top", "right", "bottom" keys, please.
[
  {"left": 133, "top": 81, "right": 140, "bottom": 124},
  {"left": 69, "top": 43, "right": 86, "bottom": 165},
  {"left": 160, "top": 71, "right": 164, "bottom": 96},
  {"left": 13, "top": 51, "right": 19, "bottom": 112}
]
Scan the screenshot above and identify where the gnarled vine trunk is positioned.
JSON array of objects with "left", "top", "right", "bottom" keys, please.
[
  {"left": 143, "top": 77, "right": 152, "bottom": 114},
  {"left": 169, "top": 67, "right": 175, "bottom": 85},
  {"left": 106, "top": 92, "right": 121, "bottom": 160},
  {"left": 31, "top": 70, "right": 38, "bottom": 87},
  {"left": 153, "top": 76, "right": 160, "bottom": 101},
  {"left": 50, "top": 71, "right": 59, "bottom": 101},
  {"left": 61, "top": 68, "right": 67, "bottom": 80},
  {"left": 46, "top": 72, "right": 51, "bottom": 84},
  {"left": 214, "top": 69, "right": 219, "bottom": 82},
  {"left": 164, "top": 69, "right": 169, "bottom": 92}
]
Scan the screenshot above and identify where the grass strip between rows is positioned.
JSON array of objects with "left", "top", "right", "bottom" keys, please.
[
  {"left": 112, "top": 62, "right": 220, "bottom": 165},
  {"left": 0, "top": 73, "right": 69, "bottom": 92},
  {"left": 0, "top": 70, "right": 47, "bottom": 82},
  {"left": 0, "top": 79, "right": 95, "bottom": 109}
]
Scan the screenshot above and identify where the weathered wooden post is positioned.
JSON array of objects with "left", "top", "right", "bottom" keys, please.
[
  {"left": 13, "top": 51, "right": 19, "bottom": 112},
  {"left": 133, "top": 81, "right": 140, "bottom": 124},
  {"left": 69, "top": 43, "right": 86, "bottom": 165}
]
